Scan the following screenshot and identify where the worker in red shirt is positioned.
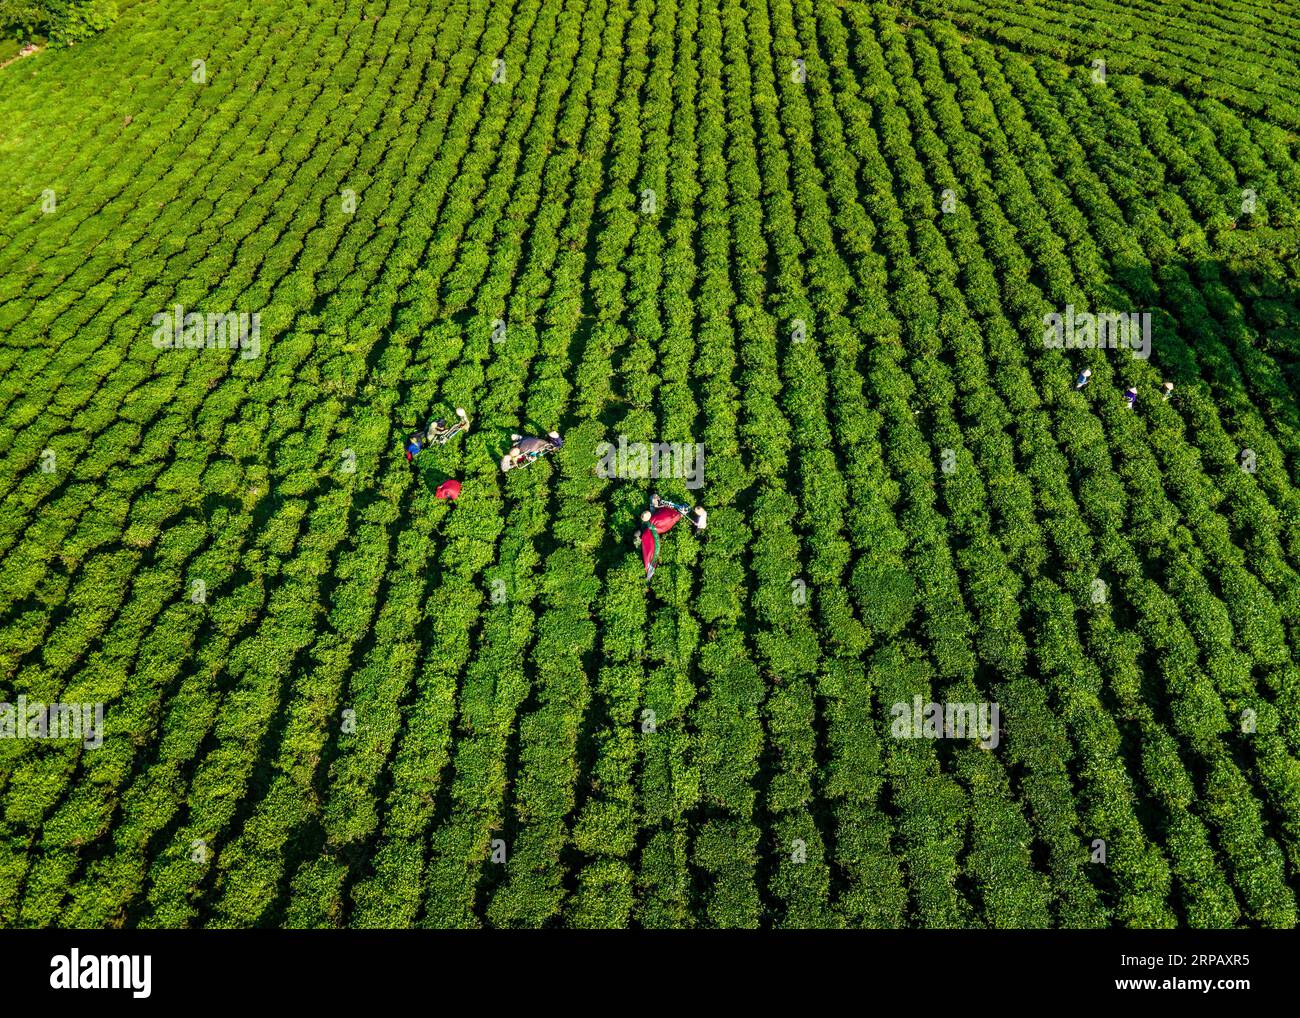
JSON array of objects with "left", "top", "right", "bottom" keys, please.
[{"left": 637, "top": 493, "right": 706, "bottom": 583}]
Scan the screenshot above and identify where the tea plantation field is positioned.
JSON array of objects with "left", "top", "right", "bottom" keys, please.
[{"left": 1, "top": 0, "right": 1299, "bottom": 928}]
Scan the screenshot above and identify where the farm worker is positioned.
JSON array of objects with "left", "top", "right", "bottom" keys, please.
[
  {"left": 1124, "top": 386, "right": 1138, "bottom": 409},
  {"left": 409, "top": 408, "right": 471, "bottom": 467},
  {"left": 636, "top": 493, "right": 707, "bottom": 583},
  {"left": 501, "top": 431, "right": 564, "bottom": 472},
  {"left": 435, "top": 478, "right": 461, "bottom": 500},
  {"left": 1161, "top": 381, "right": 1174, "bottom": 401},
  {"left": 1074, "top": 367, "right": 1092, "bottom": 390},
  {"left": 427, "top": 407, "right": 470, "bottom": 444}
]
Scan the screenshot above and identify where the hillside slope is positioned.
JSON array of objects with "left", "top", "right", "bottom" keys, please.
[{"left": 1, "top": 0, "right": 1299, "bottom": 928}]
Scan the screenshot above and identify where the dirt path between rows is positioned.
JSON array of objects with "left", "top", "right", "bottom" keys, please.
[{"left": 0, "top": 43, "right": 43, "bottom": 72}]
